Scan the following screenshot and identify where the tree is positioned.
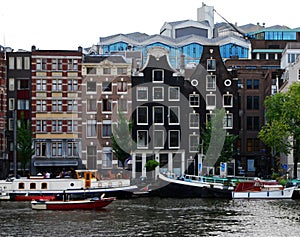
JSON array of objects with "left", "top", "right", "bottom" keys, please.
[
  {"left": 200, "top": 109, "right": 238, "bottom": 168},
  {"left": 111, "top": 111, "right": 134, "bottom": 168},
  {"left": 17, "top": 112, "right": 35, "bottom": 175},
  {"left": 259, "top": 82, "right": 300, "bottom": 178}
]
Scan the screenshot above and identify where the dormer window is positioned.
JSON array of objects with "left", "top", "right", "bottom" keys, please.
[
  {"left": 207, "top": 59, "right": 216, "bottom": 71},
  {"left": 152, "top": 69, "right": 164, "bottom": 83}
]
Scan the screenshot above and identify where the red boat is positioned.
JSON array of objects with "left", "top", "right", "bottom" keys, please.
[
  {"left": 31, "top": 196, "right": 116, "bottom": 210},
  {"left": 14, "top": 195, "right": 57, "bottom": 201}
]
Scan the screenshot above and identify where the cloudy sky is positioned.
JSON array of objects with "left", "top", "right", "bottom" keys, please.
[{"left": 1, "top": 0, "right": 299, "bottom": 51}]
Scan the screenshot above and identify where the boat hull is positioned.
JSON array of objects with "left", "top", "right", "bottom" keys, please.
[
  {"left": 232, "top": 187, "right": 295, "bottom": 199},
  {"left": 14, "top": 195, "right": 57, "bottom": 201},
  {"left": 31, "top": 197, "right": 116, "bottom": 210},
  {"left": 150, "top": 174, "right": 232, "bottom": 198}
]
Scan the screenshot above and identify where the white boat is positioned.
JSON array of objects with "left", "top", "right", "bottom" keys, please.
[
  {"left": 0, "top": 170, "right": 137, "bottom": 200},
  {"left": 232, "top": 180, "right": 295, "bottom": 199},
  {"left": 0, "top": 192, "right": 10, "bottom": 200}
]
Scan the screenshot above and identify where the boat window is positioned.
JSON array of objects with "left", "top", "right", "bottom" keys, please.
[
  {"left": 18, "top": 183, "right": 25, "bottom": 189},
  {"left": 30, "top": 183, "right": 36, "bottom": 189},
  {"left": 41, "top": 183, "right": 48, "bottom": 189}
]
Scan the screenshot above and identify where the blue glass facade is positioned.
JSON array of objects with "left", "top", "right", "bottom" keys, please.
[
  {"left": 220, "top": 43, "right": 249, "bottom": 59},
  {"left": 247, "top": 30, "right": 298, "bottom": 41}
]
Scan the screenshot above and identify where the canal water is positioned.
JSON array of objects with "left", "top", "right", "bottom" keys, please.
[{"left": 0, "top": 198, "right": 299, "bottom": 237}]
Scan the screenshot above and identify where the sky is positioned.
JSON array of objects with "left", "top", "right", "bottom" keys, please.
[{"left": 1, "top": 0, "right": 300, "bottom": 51}]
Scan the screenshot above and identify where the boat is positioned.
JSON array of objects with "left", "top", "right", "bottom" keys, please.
[
  {"left": 232, "top": 180, "right": 295, "bottom": 199},
  {"left": 31, "top": 196, "right": 116, "bottom": 210},
  {"left": 0, "top": 170, "right": 138, "bottom": 201},
  {"left": 149, "top": 173, "right": 234, "bottom": 198},
  {"left": 0, "top": 192, "right": 10, "bottom": 200}
]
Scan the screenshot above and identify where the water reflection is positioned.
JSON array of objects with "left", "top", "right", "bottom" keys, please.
[{"left": 0, "top": 198, "right": 300, "bottom": 236}]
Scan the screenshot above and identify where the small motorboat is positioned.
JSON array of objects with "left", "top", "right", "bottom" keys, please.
[
  {"left": 31, "top": 195, "right": 116, "bottom": 210},
  {"left": 232, "top": 180, "right": 295, "bottom": 199}
]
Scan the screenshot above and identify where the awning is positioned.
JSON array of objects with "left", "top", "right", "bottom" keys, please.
[{"left": 33, "top": 160, "right": 79, "bottom": 167}]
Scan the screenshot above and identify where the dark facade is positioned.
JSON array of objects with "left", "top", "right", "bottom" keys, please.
[
  {"left": 0, "top": 47, "right": 7, "bottom": 178},
  {"left": 6, "top": 50, "right": 32, "bottom": 175}
]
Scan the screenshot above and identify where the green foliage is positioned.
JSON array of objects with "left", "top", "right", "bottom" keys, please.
[
  {"left": 259, "top": 82, "right": 300, "bottom": 178},
  {"left": 200, "top": 109, "right": 238, "bottom": 167},
  {"left": 17, "top": 112, "right": 35, "bottom": 174},
  {"left": 145, "top": 159, "right": 159, "bottom": 171},
  {"left": 111, "top": 111, "right": 134, "bottom": 168}
]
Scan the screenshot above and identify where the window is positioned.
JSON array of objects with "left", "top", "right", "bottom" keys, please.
[
  {"left": 206, "top": 94, "right": 216, "bottom": 110},
  {"left": 87, "top": 120, "right": 97, "bottom": 137},
  {"left": 247, "top": 116, "right": 260, "bottom": 130},
  {"left": 153, "top": 87, "right": 164, "bottom": 101},
  {"left": 102, "top": 147, "right": 113, "bottom": 168},
  {"left": 68, "top": 100, "right": 78, "bottom": 111},
  {"left": 87, "top": 99, "right": 97, "bottom": 112},
  {"left": 223, "top": 94, "right": 233, "bottom": 107},
  {"left": 137, "top": 87, "right": 148, "bottom": 101},
  {"left": 153, "top": 106, "right": 164, "bottom": 124},
  {"left": 17, "top": 99, "right": 30, "bottom": 110},
  {"left": 253, "top": 80, "right": 259, "bottom": 89},
  {"left": 9, "top": 98, "right": 15, "bottom": 110},
  {"left": 68, "top": 79, "right": 78, "bottom": 91},
  {"left": 189, "top": 94, "right": 200, "bottom": 107},
  {"left": 103, "top": 68, "right": 111, "bottom": 75},
  {"left": 137, "top": 106, "right": 148, "bottom": 125},
  {"left": 87, "top": 81, "right": 96, "bottom": 92},
  {"left": 137, "top": 130, "right": 148, "bottom": 148},
  {"left": 206, "top": 75, "right": 216, "bottom": 90},
  {"left": 42, "top": 59, "right": 47, "bottom": 70},
  {"left": 87, "top": 146, "right": 97, "bottom": 169},
  {"left": 52, "top": 59, "right": 58, "bottom": 70},
  {"left": 36, "top": 120, "right": 47, "bottom": 133},
  {"left": 36, "top": 79, "right": 47, "bottom": 91},
  {"left": 36, "top": 142, "right": 47, "bottom": 157},
  {"left": 36, "top": 59, "right": 41, "bottom": 70},
  {"left": 169, "top": 130, "right": 180, "bottom": 148},
  {"left": 207, "top": 59, "right": 216, "bottom": 71},
  {"left": 52, "top": 79, "right": 62, "bottom": 91},
  {"left": 52, "top": 120, "right": 63, "bottom": 133},
  {"left": 117, "top": 67, "right": 127, "bottom": 75},
  {"left": 67, "top": 142, "right": 78, "bottom": 157},
  {"left": 189, "top": 135, "right": 199, "bottom": 152},
  {"left": 154, "top": 130, "right": 164, "bottom": 148},
  {"left": 16, "top": 57, "right": 22, "bottom": 70},
  {"left": 9, "top": 57, "right": 14, "bottom": 70},
  {"left": 68, "top": 120, "right": 78, "bottom": 132},
  {"left": 247, "top": 79, "right": 259, "bottom": 89},
  {"left": 168, "top": 87, "right": 180, "bottom": 101},
  {"left": 102, "top": 121, "right": 112, "bottom": 138},
  {"left": 87, "top": 67, "right": 96, "bottom": 74},
  {"left": 68, "top": 59, "right": 78, "bottom": 70},
  {"left": 189, "top": 113, "right": 199, "bottom": 128},
  {"left": 102, "top": 82, "right": 112, "bottom": 92},
  {"left": 247, "top": 138, "right": 260, "bottom": 152},
  {"left": 223, "top": 113, "right": 233, "bottom": 129},
  {"left": 102, "top": 99, "right": 112, "bottom": 112},
  {"left": 118, "top": 99, "right": 128, "bottom": 112},
  {"left": 17, "top": 79, "right": 29, "bottom": 90},
  {"left": 117, "top": 81, "right": 127, "bottom": 93},
  {"left": 52, "top": 142, "right": 62, "bottom": 157},
  {"left": 152, "top": 69, "right": 164, "bottom": 82},
  {"left": 9, "top": 78, "right": 15, "bottom": 91},
  {"left": 52, "top": 100, "right": 62, "bottom": 112},
  {"left": 169, "top": 106, "right": 180, "bottom": 124},
  {"left": 247, "top": 96, "right": 259, "bottom": 110}
]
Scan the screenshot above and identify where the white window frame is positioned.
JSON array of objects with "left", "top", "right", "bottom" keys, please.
[
  {"left": 137, "top": 87, "right": 148, "bottom": 101},
  {"left": 152, "top": 69, "right": 164, "bottom": 83},
  {"left": 168, "top": 87, "right": 180, "bottom": 101},
  {"left": 206, "top": 94, "right": 216, "bottom": 110},
  {"left": 207, "top": 59, "right": 216, "bottom": 71},
  {"left": 137, "top": 106, "right": 148, "bottom": 125},
  {"left": 153, "top": 87, "right": 164, "bottom": 101},
  {"left": 223, "top": 94, "right": 233, "bottom": 108},
  {"left": 189, "top": 113, "right": 199, "bottom": 129},
  {"left": 189, "top": 134, "right": 200, "bottom": 153},
  {"left": 153, "top": 106, "right": 164, "bottom": 125},
  {"left": 87, "top": 119, "right": 97, "bottom": 138},
  {"left": 223, "top": 113, "right": 233, "bottom": 129},
  {"left": 168, "top": 106, "right": 180, "bottom": 125},
  {"left": 137, "top": 130, "right": 148, "bottom": 149},
  {"left": 206, "top": 75, "right": 216, "bottom": 91},
  {"left": 189, "top": 94, "right": 200, "bottom": 107},
  {"left": 169, "top": 130, "right": 180, "bottom": 149},
  {"left": 9, "top": 78, "right": 15, "bottom": 91},
  {"left": 153, "top": 130, "right": 164, "bottom": 149},
  {"left": 8, "top": 98, "right": 15, "bottom": 110}
]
